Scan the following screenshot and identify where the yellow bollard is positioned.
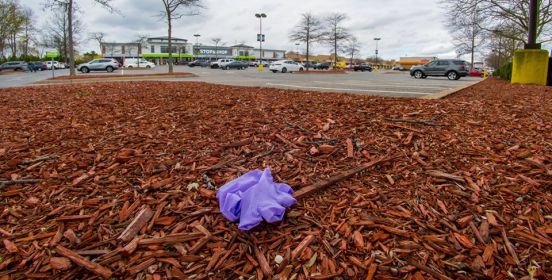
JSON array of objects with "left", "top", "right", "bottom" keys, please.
[
  {"left": 258, "top": 64, "right": 264, "bottom": 72},
  {"left": 483, "top": 69, "right": 488, "bottom": 78}
]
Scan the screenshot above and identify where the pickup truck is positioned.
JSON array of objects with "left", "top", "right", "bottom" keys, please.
[{"left": 353, "top": 64, "right": 373, "bottom": 72}]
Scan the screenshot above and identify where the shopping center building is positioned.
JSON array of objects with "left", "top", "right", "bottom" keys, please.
[{"left": 101, "top": 36, "right": 286, "bottom": 64}]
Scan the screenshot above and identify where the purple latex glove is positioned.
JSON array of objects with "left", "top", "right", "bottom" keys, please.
[{"left": 216, "top": 168, "right": 297, "bottom": 231}]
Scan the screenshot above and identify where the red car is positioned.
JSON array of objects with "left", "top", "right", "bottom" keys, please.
[{"left": 469, "top": 69, "right": 484, "bottom": 77}]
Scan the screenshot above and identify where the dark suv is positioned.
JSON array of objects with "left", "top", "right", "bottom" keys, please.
[
  {"left": 353, "top": 64, "right": 373, "bottom": 72},
  {"left": 410, "top": 59, "right": 468, "bottom": 80},
  {"left": 313, "top": 62, "right": 330, "bottom": 70}
]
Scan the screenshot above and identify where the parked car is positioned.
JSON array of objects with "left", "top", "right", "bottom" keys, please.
[
  {"left": 269, "top": 60, "right": 305, "bottom": 73},
  {"left": 469, "top": 68, "right": 484, "bottom": 77},
  {"left": 211, "top": 59, "right": 234, "bottom": 69},
  {"left": 252, "top": 60, "right": 270, "bottom": 67},
  {"left": 410, "top": 59, "right": 468, "bottom": 80},
  {"left": 392, "top": 66, "right": 404, "bottom": 71},
  {"left": 222, "top": 61, "right": 248, "bottom": 70},
  {"left": 303, "top": 62, "right": 316, "bottom": 69},
  {"left": 353, "top": 64, "right": 373, "bottom": 72},
  {"left": 57, "top": 62, "right": 67, "bottom": 69},
  {"left": 77, "top": 58, "right": 119, "bottom": 73},
  {"left": 313, "top": 62, "right": 330, "bottom": 70},
  {"left": 0, "top": 61, "right": 28, "bottom": 71},
  {"left": 44, "top": 61, "right": 60, "bottom": 70},
  {"left": 31, "top": 62, "right": 48, "bottom": 71},
  {"left": 188, "top": 60, "right": 210, "bottom": 67},
  {"left": 124, "top": 58, "right": 155, "bottom": 68}
]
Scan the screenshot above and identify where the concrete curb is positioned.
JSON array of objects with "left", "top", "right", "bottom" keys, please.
[
  {"left": 33, "top": 74, "right": 196, "bottom": 85},
  {"left": 421, "top": 78, "right": 486, "bottom": 100}
]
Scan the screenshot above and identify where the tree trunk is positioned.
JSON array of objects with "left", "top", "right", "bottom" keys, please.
[
  {"left": 306, "top": 29, "right": 310, "bottom": 71},
  {"left": 334, "top": 28, "right": 338, "bottom": 67},
  {"left": 62, "top": 14, "right": 68, "bottom": 63},
  {"left": 67, "top": 0, "right": 76, "bottom": 76},
  {"left": 24, "top": 20, "right": 29, "bottom": 60},
  {"left": 11, "top": 33, "right": 16, "bottom": 59},
  {"left": 167, "top": 17, "right": 173, "bottom": 74}
]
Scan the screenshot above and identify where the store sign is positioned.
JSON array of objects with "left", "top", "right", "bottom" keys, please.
[
  {"left": 45, "top": 51, "right": 59, "bottom": 58},
  {"left": 195, "top": 47, "right": 231, "bottom": 56}
]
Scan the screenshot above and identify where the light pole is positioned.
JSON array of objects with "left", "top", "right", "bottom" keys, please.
[
  {"left": 255, "top": 13, "right": 267, "bottom": 67},
  {"left": 295, "top": 43, "right": 300, "bottom": 61},
  {"left": 193, "top": 34, "right": 201, "bottom": 46},
  {"left": 374, "top": 37, "right": 381, "bottom": 66},
  {"left": 193, "top": 34, "right": 201, "bottom": 62},
  {"left": 527, "top": 0, "right": 539, "bottom": 49}
]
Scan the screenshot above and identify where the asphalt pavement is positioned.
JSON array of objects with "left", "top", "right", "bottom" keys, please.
[{"left": 0, "top": 66, "right": 482, "bottom": 98}]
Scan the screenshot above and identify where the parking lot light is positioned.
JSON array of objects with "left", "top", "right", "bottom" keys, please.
[
  {"left": 374, "top": 38, "right": 381, "bottom": 66},
  {"left": 255, "top": 13, "right": 267, "bottom": 70},
  {"left": 194, "top": 34, "right": 201, "bottom": 46}
]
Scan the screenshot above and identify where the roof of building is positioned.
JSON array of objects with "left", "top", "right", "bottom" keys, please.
[
  {"left": 148, "top": 36, "right": 187, "bottom": 42},
  {"left": 231, "top": 44, "right": 254, "bottom": 48},
  {"left": 194, "top": 45, "right": 232, "bottom": 49}
]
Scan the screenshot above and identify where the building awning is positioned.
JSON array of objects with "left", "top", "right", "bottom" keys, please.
[
  {"left": 236, "top": 55, "right": 256, "bottom": 60},
  {"left": 143, "top": 53, "right": 194, "bottom": 58}
]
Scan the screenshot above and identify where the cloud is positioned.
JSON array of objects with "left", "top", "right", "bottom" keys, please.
[{"left": 22, "top": 0, "right": 465, "bottom": 60}]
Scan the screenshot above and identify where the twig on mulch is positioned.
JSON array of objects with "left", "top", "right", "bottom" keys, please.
[
  {"left": 18, "top": 155, "right": 59, "bottom": 166},
  {"left": 384, "top": 118, "right": 445, "bottom": 127},
  {"left": 293, "top": 154, "right": 398, "bottom": 199},
  {"left": 0, "top": 179, "right": 40, "bottom": 189}
]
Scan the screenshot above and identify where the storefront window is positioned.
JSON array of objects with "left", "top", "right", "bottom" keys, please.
[
  {"left": 151, "top": 45, "right": 155, "bottom": 53},
  {"left": 160, "top": 46, "right": 177, "bottom": 53}
]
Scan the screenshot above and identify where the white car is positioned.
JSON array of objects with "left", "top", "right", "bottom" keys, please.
[
  {"left": 269, "top": 60, "right": 305, "bottom": 73},
  {"left": 124, "top": 58, "right": 155, "bottom": 68},
  {"left": 45, "top": 61, "right": 60, "bottom": 70},
  {"left": 211, "top": 59, "right": 234, "bottom": 69}
]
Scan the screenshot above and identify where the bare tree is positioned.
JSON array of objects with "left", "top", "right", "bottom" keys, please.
[
  {"left": 45, "top": 8, "right": 84, "bottom": 64},
  {"left": 135, "top": 34, "right": 149, "bottom": 68},
  {"left": 88, "top": 32, "right": 105, "bottom": 54},
  {"left": 443, "top": 0, "right": 552, "bottom": 44},
  {"left": 211, "top": 37, "right": 222, "bottom": 60},
  {"left": 344, "top": 36, "right": 360, "bottom": 66},
  {"left": 4, "top": 1, "right": 25, "bottom": 59},
  {"left": 444, "top": 0, "right": 486, "bottom": 68},
  {"left": 289, "top": 13, "right": 324, "bottom": 70},
  {"left": 325, "top": 13, "right": 351, "bottom": 67},
  {"left": 19, "top": 7, "right": 33, "bottom": 60},
  {"left": 159, "top": 0, "right": 203, "bottom": 74},
  {"left": 45, "top": 0, "right": 114, "bottom": 76}
]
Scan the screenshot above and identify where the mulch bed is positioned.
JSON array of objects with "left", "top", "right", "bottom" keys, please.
[
  {"left": 0, "top": 78, "right": 551, "bottom": 279},
  {"left": 0, "top": 71, "right": 24, "bottom": 75},
  {"left": 295, "top": 70, "right": 346, "bottom": 74},
  {"left": 48, "top": 72, "right": 192, "bottom": 80}
]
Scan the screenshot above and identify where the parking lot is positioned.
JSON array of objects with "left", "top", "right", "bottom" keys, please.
[{"left": 0, "top": 66, "right": 481, "bottom": 98}]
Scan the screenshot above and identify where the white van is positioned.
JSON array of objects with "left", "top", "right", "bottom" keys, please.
[{"left": 124, "top": 58, "right": 155, "bottom": 68}]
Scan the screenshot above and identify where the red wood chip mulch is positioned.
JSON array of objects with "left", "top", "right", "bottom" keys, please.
[{"left": 0, "top": 78, "right": 551, "bottom": 279}]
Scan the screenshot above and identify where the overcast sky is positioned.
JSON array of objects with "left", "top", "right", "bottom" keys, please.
[{"left": 22, "top": 0, "right": 460, "bottom": 60}]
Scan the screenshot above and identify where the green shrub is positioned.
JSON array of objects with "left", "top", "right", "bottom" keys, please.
[{"left": 494, "top": 62, "right": 512, "bottom": 81}]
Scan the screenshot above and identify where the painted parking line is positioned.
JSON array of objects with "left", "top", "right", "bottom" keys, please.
[
  {"left": 316, "top": 79, "right": 475, "bottom": 87},
  {"left": 312, "top": 81, "right": 450, "bottom": 90},
  {"left": 265, "top": 83, "right": 429, "bottom": 95}
]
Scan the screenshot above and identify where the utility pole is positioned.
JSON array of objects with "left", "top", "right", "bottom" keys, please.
[{"left": 255, "top": 13, "right": 267, "bottom": 69}]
